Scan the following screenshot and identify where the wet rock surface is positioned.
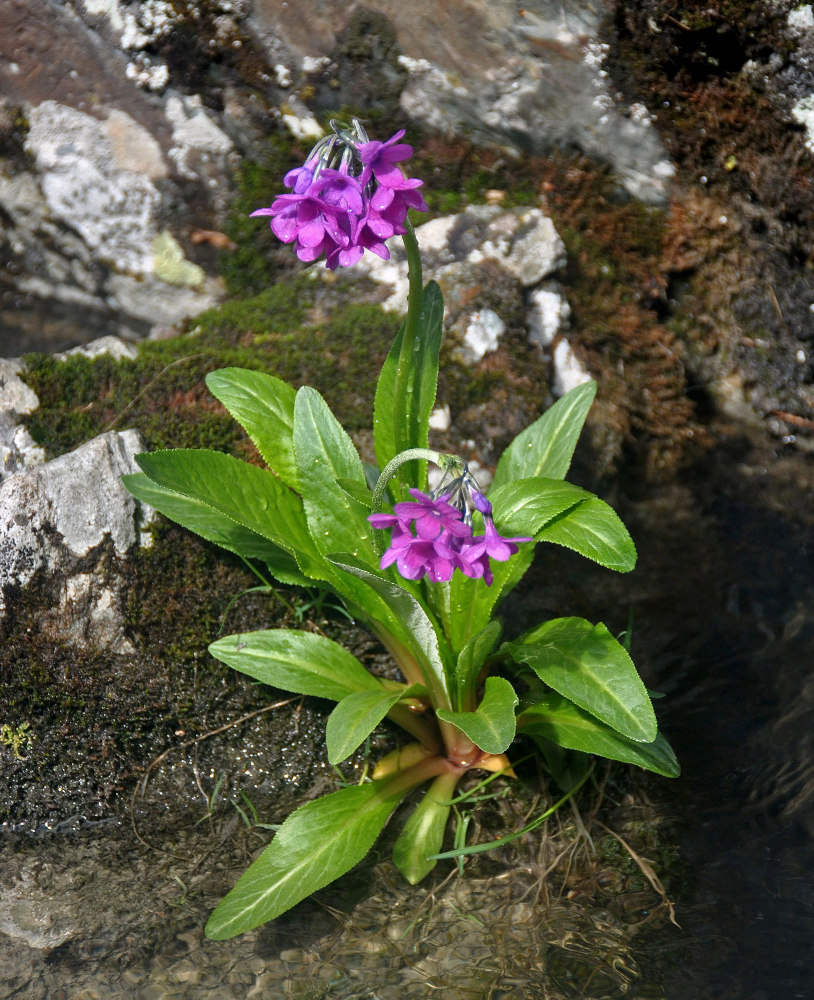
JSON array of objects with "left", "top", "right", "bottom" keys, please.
[{"left": 253, "top": 0, "right": 675, "bottom": 203}]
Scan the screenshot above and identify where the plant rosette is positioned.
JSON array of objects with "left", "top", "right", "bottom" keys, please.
[{"left": 124, "top": 119, "right": 679, "bottom": 939}]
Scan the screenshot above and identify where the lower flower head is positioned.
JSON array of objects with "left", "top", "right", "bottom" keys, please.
[{"left": 368, "top": 464, "right": 531, "bottom": 585}]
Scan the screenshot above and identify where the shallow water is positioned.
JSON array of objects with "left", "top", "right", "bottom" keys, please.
[
  {"left": 582, "top": 431, "right": 814, "bottom": 1000},
  {"left": 2, "top": 425, "right": 813, "bottom": 999}
]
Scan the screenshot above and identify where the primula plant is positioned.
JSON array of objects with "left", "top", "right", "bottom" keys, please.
[{"left": 124, "top": 120, "right": 679, "bottom": 940}]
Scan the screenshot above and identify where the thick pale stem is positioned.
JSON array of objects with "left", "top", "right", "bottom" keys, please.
[
  {"left": 387, "top": 702, "right": 442, "bottom": 755},
  {"left": 438, "top": 720, "right": 481, "bottom": 766},
  {"left": 377, "top": 751, "right": 460, "bottom": 801}
]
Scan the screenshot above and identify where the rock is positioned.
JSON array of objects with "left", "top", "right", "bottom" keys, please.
[
  {"left": 164, "top": 91, "right": 235, "bottom": 181},
  {"left": 352, "top": 207, "right": 566, "bottom": 357},
  {"left": 0, "top": 359, "right": 45, "bottom": 478},
  {"left": 348, "top": 205, "right": 566, "bottom": 369},
  {"left": 0, "top": 358, "right": 39, "bottom": 417},
  {"left": 251, "top": 1, "right": 675, "bottom": 204},
  {"left": 26, "top": 101, "right": 162, "bottom": 278},
  {"left": 0, "top": 860, "right": 77, "bottom": 949},
  {"left": 0, "top": 429, "right": 152, "bottom": 648},
  {"left": 1, "top": 98, "right": 222, "bottom": 349},
  {"left": 428, "top": 404, "right": 451, "bottom": 431},
  {"left": 461, "top": 308, "right": 506, "bottom": 362},
  {"left": 551, "top": 340, "right": 593, "bottom": 398},
  {"left": 527, "top": 283, "right": 571, "bottom": 349},
  {"left": 55, "top": 335, "right": 140, "bottom": 362},
  {"left": 464, "top": 208, "right": 567, "bottom": 288}
]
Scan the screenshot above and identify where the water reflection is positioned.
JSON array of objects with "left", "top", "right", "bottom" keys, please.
[{"left": 1, "top": 425, "right": 812, "bottom": 998}]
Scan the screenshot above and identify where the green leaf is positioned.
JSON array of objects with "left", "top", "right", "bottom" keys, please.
[
  {"left": 205, "top": 779, "right": 409, "bottom": 938},
  {"left": 393, "top": 771, "right": 459, "bottom": 884},
  {"left": 492, "top": 381, "right": 596, "bottom": 489},
  {"left": 330, "top": 554, "right": 451, "bottom": 707},
  {"left": 373, "top": 281, "right": 443, "bottom": 487},
  {"left": 453, "top": 620, "right": 502, "bottom": 711},
  {"left": 488, "top": 478, "right": 589, "bottom": 535},
  {"left": 436, "top": 676, "right": 519, "bottom": 755},
  {"left": 135, "top": 449, "right": 327, "bottom": 580},
  {"left": 518, "top": 693, "right": 680, "bottom": 777},
  {"left": 326, "top": 685, "right": 423, "bottom": 764},
  {"left": 537, "top": 497, "right": 637, "bottom": 572},
  {"left": 530, "top": 735, "right": 593, "bottom": 793},
  {"left": 503, "top": 618, "right": 657, "bottom": 742},
  {"left": 122, "top": 472, "right": 309, "bottom": 586},
  {"left": 293, "top": 387, "right": 378, "bottom": 565},
  {"left": 209, "top": 629, "right": 382, "bottom": 702},
  {"left": 205, "top": 368, "right": 298, "bottom": 489}
]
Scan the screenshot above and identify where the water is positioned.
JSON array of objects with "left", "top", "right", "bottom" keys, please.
[
  {"left": 541, "top": 427, "right": 814, "bottom": 1000},
  {"left": 2, "top": 424, "right": 812, "bottom": 998}
]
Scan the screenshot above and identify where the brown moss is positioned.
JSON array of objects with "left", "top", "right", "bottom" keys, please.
[{"left": 605, "top": 2, "right": 814, "bottom": 435}]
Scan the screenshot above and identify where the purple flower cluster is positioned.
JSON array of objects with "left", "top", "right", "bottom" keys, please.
[
  {"left": 368, "top": 487, "right": 531, "bottom": 586},
  {"left": 251, "top": 121, "right": 428, "bottom": 269}
]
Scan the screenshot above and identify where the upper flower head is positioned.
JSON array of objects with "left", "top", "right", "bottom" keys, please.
[{"left": 251, "top": 119, "right": 427, "bottom": 269}]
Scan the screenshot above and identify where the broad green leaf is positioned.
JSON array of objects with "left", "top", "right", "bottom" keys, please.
[
  {"left": 336, "top": 477, "right": 373, "bottom": 508},
  {"left": 293, "top": 387, "right": 378, "bottom": 565},
  {"left": 373, "top": 281, "right": 443, "bottom": 488},
  {"left": 492, "top": 381, "right": 596, "bottom": 489},
  {"left": 436, "top": 676, "right": 519, "bottom": 755},
  {"left": 330, "top": 554, "right": 451, "bottom": 708},
  {"left": 453, "top": 620, "right": 502, "bottom": 712},
  {"left": 518, "top": 693, "right": 680, "bottom": 777},
  {"left": 487, "top": 478, "right": 589, "bottom": 535},
  {"left": 122, "top": 472, "right": 308, "bottom": 586},
  {"left": 209, "top": 629, "right": 382, "bottom": 702},
  {"left": 393, "top": 771, "right": 459, "bottom": 884},
  {"left": 326, "top": 685, "right": 423, "bottom": 764},
  {"left": 537, "top": 497, "right": 637, "bottom": 572},
  {"left": 205, "top": 779, "right": 409, "bottom": 938},
  {"left": 205, "top": 368, "right": 298, "bottom": 489},
  {"left": 135, "top": 449, "right": 327, "bottom": 580},
  {"left": 503, "top": 618, "right": 656, "bottom": 742}
]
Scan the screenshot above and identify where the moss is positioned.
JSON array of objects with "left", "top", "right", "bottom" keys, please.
[
  {"left": 0, "top": 511, "right": 295, "bottom": 828},
  {"left": 22, "top": 273, "right": 398, "bottom": 458}
]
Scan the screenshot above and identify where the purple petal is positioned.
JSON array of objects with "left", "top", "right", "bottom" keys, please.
[{"left": 297, "top": 217, "right": 328, "bottom": 248}]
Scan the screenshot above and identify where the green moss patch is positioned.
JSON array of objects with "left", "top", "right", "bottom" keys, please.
[{"left": 22, "top": 275, "right": 399, "bottom": 460}]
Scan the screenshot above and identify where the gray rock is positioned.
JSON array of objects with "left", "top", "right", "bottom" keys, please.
[
  {"left": 527, "top": 283, "right": 571, "bottom": 349},
  {"left": 55, "top": 335, "right": 140, "bottom": 362},
  {"left": 0, "top": 861, "right": 77, "bottom": 950},
  {"left": 460, "top": 308, "right": 506, "bottom": 362},
  {"left": 354, "top": 206, "right": 566, "bottom": 316},
  {"left": 0, "top": 359, "right": 45, "bottom": 478},
  {"left": 251, "top": 0, "right": 675, "bottom": 205},
  {"left": 26, "top": 101, "right": 162, "bottom": 278},
  {"left": 1, "top": 99, "right": 221, "bottom": 347},
  {"left": 0, "top": 359, "right": 39, "bottom": 417},
  {"left": 0, "top": 429, "right": 152, "bottom": 648},
  {"left": 551, "top": 339, "right": 593, "bottom": 398}
]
